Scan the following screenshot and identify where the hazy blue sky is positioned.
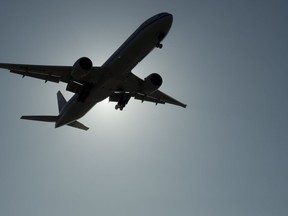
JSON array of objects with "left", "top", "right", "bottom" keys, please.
[{"left": 0, "top": 0, "right": 287, "bottom": 216}]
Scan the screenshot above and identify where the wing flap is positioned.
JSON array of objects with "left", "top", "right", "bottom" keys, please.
[
  {"left": 11, "top": 69, "right": 61, "bottom": 83},
  {"left": 0, "top": 63, "right": 72, "bottom": 83},
  {"left": 134, "top": 93, "right": 165, "bottom": 104},
  {"left": 0, "top": 63, "right": 106, "bottom": 84},
  {"left": 149, "top": 90, "right": 187, "bottom": 108}
]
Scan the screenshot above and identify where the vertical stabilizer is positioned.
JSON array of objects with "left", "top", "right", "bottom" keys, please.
[{"left": 57, "top": 91, "right": 67, "bottom": 113}]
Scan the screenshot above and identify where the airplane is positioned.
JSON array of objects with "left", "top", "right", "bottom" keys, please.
[{"left": 0, "top": 12, "right": 186, "bottom": 131}]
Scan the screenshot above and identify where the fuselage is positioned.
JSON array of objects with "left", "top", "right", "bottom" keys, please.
[{"left": 56, "top": 13, "right": 173, "bottom": 128}]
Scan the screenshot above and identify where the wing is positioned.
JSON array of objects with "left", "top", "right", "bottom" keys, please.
[
  {"left": 120, "top": 73, "right": 187, "bottom": 108},
  {"left": 0, "top": 63, "right": 72, "bottom": 83},
  {"left": 136, "top": 90, "right": 187, "bottom": 108},
  {"left": 0, "top": 63, "right": 104, "bottom": 84}
]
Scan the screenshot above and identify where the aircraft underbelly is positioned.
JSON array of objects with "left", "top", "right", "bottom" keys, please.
[
  {"left": 103, "top": 18, "right": 168, "bottom": 73},
  {"left": 58, "top": 85, "right": 114, "bottom": 126}
]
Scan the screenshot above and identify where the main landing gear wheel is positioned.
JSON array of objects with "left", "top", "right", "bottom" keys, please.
[
  {"left": 114, "top": 93, "right": 131, "bottom": 111},
  {"left": 115, "top": 104, "right": 124, "bottom": 111},
  {"left": 156, "top": 43, "right": 163, "bottom": 49}
]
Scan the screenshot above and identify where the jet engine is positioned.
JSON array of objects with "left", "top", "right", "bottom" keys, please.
[
  {"left": 141, "top": 73, "right": 163, "bottom": 94},
  {"left": 71, "top": 57, "right": 93, "bottom": 80}
]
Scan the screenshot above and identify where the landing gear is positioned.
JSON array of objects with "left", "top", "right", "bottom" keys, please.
[
  {"left": 115, "top": 104, "right": 124, "bottom": 111},
  {"left": 156, "top": 32, "right": 166, "bottom": 49},
  {"left": 110, "top": 92, "right": 131, "bottom": 111},
  {"left": 156, "top": 43, "right": 163, "bottom": 49}
]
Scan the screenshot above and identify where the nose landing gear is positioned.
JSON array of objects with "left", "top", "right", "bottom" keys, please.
[
  {"left": 156, "top": 43, "right": 163, "bottom": 49},
  {"left": 156, "top": 32, "right": 166, "bottom": 49}
]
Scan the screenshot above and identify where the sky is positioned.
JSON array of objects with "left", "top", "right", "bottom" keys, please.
[{"left": 0, "top": 0, "right": 288, "bottom": 215}]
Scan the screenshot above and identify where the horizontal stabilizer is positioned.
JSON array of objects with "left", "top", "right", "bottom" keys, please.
[
  {"left": 21, "top": 115, "right": 58, "bottom": 122},
  {"left": 68, "top": 121, "right": 89, "bottom": 131}
]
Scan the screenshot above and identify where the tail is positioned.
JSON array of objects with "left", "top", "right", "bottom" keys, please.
[
  {"left": 57, "top": 90, "right": 67, "bottom": 113},
  {"left": 21, "top": 91, "right": 89, "bottom": 131}
]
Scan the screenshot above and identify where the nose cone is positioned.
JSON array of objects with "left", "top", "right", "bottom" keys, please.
[
  {"left": 157, "top": 13, "right": 173, "bottom": 33},
  {"left": 158, "top": 12, "right": 172, "bottom": 18},
  {"left": 165, "top": 13, "right": 173, "bottom": 23},
  {"left": 166, "top": 13, "right": 173, "bottom": 28},
  {"left": 159, "top": 13, "right": 173, "bottom": 39},
  {"left": 157, "top": 12, "right": 173, "bottom": 25}
]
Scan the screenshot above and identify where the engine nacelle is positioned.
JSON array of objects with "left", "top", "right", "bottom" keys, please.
[
  {"left": 71, "top": 57, "right": 93, "bottom": 80},
  {"left": 142, "top": 73, "right": 163, "bottom": 94}
]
